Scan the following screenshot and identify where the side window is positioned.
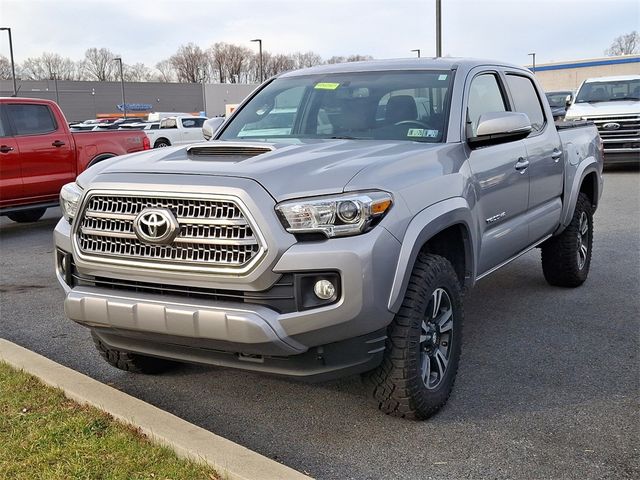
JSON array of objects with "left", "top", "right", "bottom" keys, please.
[
  {"left": 0, "top": 110, "right": 7, "bottom": 137},
  {"left": 505, "top": 74, "right": 545, "bottom": 133},
  {"left": 161, "top": 118, "right": 177, "bottom": 129},
  {"left": 467, "top": 74, "right": 507, "bottom": 137},
  {"left": 181, "top": 118, "right": 205, "bottom": 128},
  {"left": 238, "top": 86, "right": 305, "bottom": 138},
  {"left": 7, "top": 104, "right": 58, "bottom": 135}
]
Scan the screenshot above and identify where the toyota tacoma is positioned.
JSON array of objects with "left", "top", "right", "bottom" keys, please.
[{"left": 54, "top": 58, "right": 603, "bottom": 419}]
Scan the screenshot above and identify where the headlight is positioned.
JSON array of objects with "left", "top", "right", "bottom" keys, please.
[
  {"left": 275, "top": 191, "right": 393, "bottom": 238},
  {"left": 60, "top": 182, "right": 83, "bottom": 222}
]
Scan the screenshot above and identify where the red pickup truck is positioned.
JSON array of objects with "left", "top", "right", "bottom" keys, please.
[{"left": 0, "top": 98, "right": 150, "bottom": 222}]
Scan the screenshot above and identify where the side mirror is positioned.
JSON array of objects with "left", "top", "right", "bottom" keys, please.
[
  {"left": 202, "top": 117, "right": 225, "bottom": 141},
  {"left": 565, "top": 95, "right": 572, "bottom": 107},
  {"left": 468, "top": 112, "right": 532, "bottom": 148}
]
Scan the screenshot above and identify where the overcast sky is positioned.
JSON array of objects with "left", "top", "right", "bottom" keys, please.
[{"left": 1, "top": 0, "right": 638, "bottom": 68}]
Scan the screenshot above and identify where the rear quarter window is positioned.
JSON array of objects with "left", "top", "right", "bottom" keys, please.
[
  {"left": 506, "top": 74, "right": 546, "bottom": 133},
  {"left": 7, "top": 103, "right": 58, "bottom": 135}
]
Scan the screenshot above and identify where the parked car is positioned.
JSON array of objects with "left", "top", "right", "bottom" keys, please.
[
  {"left": 0, "top": 98, "right": 150, "bottom": 223},
  {"left": 144, "top": 116, "right": 207, "bottom": 148},
  {"left": 565, "top": 74, "right": 640, "bottom": 164},
  {"left": 119, "top": 121, "right": 160, "bottom": 131},
  {"left": 545, "top": 90, "right": 574, "bottom": 120},
  {"left": 147, "top": 112, "right": 192, "bottom": 122},
  {"left": 54, "top": 58, "right": 603, "bottom": 419}
]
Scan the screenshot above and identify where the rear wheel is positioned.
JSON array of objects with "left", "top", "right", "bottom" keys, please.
[
  {"left": 92, "top": 332, "right": 177, "bottom": 374},
  {"left": 154, "top": 139, "right": 170, "bottom": 148},
  {"left": 7, "top": 208, "right": 46, "bottom": 223},
  {"left": 541, "top": 192, "right": 593, "bottom": 287},
  {"left": 369, "top": 253, "right": 463, "bottom": 420}
]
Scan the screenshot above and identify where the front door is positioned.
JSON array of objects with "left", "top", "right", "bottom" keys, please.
[
  {"left": 464, "top": 72, "right": 531, "bottom": 276},
  {"left": 0, "top": 106, "right": 22, "bottom": 207}
]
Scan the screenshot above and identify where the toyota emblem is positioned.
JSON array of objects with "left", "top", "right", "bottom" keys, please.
[
  {"left": 133, "top": 208, "right": 179, "bottom": 245},
  {"left": 601, "top": 122, "right": 621, "bottom": 131}
]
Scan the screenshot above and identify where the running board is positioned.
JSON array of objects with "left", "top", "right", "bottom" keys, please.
[{"left": 476, "top": 235, "right": 552, "bottom": 281}]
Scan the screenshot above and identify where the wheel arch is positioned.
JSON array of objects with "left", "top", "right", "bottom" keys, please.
[
  {"left": 557, "top": 158, "right": 601, "bottom": 233},
  {"left": 154, "top": 137, "right": 171, "bottom": 147},
  {"left": 387, "top": 197, "right": 476, "bottom": 313},
  {"left": 88, "top": 153, "right": 116, "bottom": 168}
]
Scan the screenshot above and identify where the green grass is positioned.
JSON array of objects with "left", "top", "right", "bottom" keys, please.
[{"left": 0, "top": 361, "right": 218, "bottom": 480}]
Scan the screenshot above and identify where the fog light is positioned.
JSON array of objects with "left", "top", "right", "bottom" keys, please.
[{"left": 314, "top": 279, "right": 336, "bottom": 300}]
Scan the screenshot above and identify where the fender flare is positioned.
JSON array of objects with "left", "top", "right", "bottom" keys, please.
[
  {"left": 557, "top": 157, "right": 601, "bottom": 233},
  {"left": 387, "top": 197, "right": 476, "bottom": 313},
  {"left": 87, "top": 153, "right": 116, "bottom": 168}
]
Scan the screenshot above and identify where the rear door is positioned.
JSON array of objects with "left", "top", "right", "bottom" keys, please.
[
  {"left": 179, "top": 117, "right": 205, "bottom": 144},
  {"left": 6, "top": 102, "right": 75, "bottom": 201},
  {"left": 464, "top": 70, "right": 531, "bottom": 276},
  {"left": 0, "top": 105, "right": 22, "bottom": 207},
  {"left": 504, "top": 73, "right": 564, "bottom": 243}
]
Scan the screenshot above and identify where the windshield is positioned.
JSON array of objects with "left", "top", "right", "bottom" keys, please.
[
  {"left": 575, "top": 79, "right": 640, "bottom": 103},
  {"left": 546, "top": 92, "right": 571, "bottom": 108},
  {"left": 219, "top": 70, "right": 453, "bottom": 143}
]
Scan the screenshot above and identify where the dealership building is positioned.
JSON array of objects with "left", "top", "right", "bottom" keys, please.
[{"left": 530, "top": 54, "right": 640, "bottom": 92}]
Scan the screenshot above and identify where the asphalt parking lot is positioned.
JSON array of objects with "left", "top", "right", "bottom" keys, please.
[{"left": 1, "top": 170, "right": 638, "bottom": 480}]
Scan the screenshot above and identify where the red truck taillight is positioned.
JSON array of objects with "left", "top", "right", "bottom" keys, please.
[{"left": 143, "top": 135, "right": 151, "bottom": 150}]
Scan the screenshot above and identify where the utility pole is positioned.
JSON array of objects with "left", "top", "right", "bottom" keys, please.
[
  {"left": 0, "top": 27, "right": 17, "bottom": 96},
  {"left": 435, "top": 0, "right": 442, "bottom": 57},
  {"left": 199, "top": 66, "right": 207, "bottom": 116},
  {"left": 251, "top": 39, "right": 263, "bottom": 83},
  {"left": 113, "top": 57, "right": 126, "bottom": 118},
  {"left": 411, "top": 49, "right": 421, "bottom": 58},
  {"left": 528, "top": 52, "right": 536, "bottom": 73}
]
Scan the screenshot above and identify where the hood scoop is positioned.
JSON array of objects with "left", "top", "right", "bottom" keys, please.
[{"left": 187, "top": 143, "right": 275, "bottom": 162}]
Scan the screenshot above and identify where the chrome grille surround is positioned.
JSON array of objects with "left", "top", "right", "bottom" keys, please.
[
  {"left": 72, "top": 190, "right": 267, "bottom": 275},
  {"left": 582, "top": 114, "right": 640, "bottom": 152}
]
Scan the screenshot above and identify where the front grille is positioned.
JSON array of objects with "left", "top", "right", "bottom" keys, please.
[
  {"left": 583, "top": 114, "right": 640, "bottom": 143},
  {"left": 74, "top": 192, "right": 265, "bottom": 272}
]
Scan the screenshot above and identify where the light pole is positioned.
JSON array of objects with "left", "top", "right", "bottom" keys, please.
[
  {"left": 0, "top": 27, "right": 17, "bottom": 96},
  {"left": 198, "top": 66, "right": 207, "bottom": 116},
  {"left": 528, "top": 52, "right": 536, "bottom": 73},
  {"left": 411, "top": 49, "right": 421, "bottom": 58},
  {"left": 113, "top": 57, "right": 126, "bottom": 118},
  {"left": 53, "top": 73, "right": 59, "bottom": 104},
  {"left": 251, "top": 39, "right": 263, "bottom": 83},
  {"left": 435, "top": 0, "right": 442, "bottom": 57}
]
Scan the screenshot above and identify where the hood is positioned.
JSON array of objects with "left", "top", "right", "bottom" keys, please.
[
  {"left": 566, "top": 100, "right": 640, "bottom": 118},
  {"left": 80, "top": 139, "right": 446, "bottom": 201}
]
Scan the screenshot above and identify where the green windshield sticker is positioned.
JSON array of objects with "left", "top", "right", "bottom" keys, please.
[
  {"left": 438, "top": 74, "right": 448, "bottom": 81},
  {"left": 314, "top": 82, "right": 340, "bottom": 90}
]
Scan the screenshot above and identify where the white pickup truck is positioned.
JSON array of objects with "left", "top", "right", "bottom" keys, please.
[{"left": 144, "top": 116, "right": 207, "bottom": 148}]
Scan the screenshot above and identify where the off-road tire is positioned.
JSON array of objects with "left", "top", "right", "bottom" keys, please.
[
  {"left": 7, "top": 208, "right": 46, "bottom": 223},
  {"left": 92, "top": 332, "right": 177, "bottom": 374},
  {"left": 369, "top": 253, "right": 463, "bottom": 420},
  {"left": 541, "top": 192, "right": 593, "bottom": 287}
]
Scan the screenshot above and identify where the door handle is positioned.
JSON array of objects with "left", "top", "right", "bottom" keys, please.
[
  {"left": 52, "top": 140, "right": 66, "bottom": 147},
  {"left": 551, "top": 149, "right": 562, "bottom": 161},
  {"left": 0, "top": 145, "right": 14, "bottom": 153},
  {"left": 515, "top": 158, "right": 530, "bottom": 172}
]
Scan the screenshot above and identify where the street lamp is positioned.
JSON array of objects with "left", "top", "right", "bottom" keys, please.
[
  {"left": 0, "top": 27, "right": 17, "bottom": 96},
  {"left": 435, "top": 0, "right": 442, "bottom": 57},
  {"left": 250, "top": 39, "right": 263, "bottom": 83},
  {"left": 113, "top": 57, "right": 126, "bottom": 118},
  {"left": 411, "top": 49, "right": 421, "bottom": 58},
  {"left": 528, "top": 52, "right": 536, "bottom": 73}
]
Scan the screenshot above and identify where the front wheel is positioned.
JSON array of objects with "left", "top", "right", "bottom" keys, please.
[
  {"left": 541, "top": 192, "right": 593, "bottom": 287},
  {"left": 7, "top": 208, "right": 47, "bottom": 223},
  {"left": 369, "top": 253, "right": 463, "bottom": 420},
  {"left": 92, "top": 332, "right": 177, "bottom": 374}
]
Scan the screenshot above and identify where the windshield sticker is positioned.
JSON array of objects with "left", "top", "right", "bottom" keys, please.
[
  {"left": 438, "top": 74, "right": 448, "bottom": 81},
  {"left": 314, "top": 82, "right": 340, "bottom": 90},
  {"left": 407, "top": 129, "right": 439, "bottom": 138}
]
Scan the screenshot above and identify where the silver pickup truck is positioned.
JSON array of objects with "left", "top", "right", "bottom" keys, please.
[{"left": 55, "top": 58, "right": 603, "bottom": 420}]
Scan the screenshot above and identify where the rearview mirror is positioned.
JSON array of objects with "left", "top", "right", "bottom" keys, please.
[
  {"left": 202, "top": 117, "right": 225, "bottom": 141},
  {"left": 468, "top": 112, "right": 532, "bottom": 148}
]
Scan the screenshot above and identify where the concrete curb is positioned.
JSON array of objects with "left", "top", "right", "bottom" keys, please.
[{"left": 0, "top": 339, "right": 312, "bottom": 480}]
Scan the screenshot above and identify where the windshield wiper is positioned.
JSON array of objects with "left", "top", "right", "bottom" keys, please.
[
  {"left": 328, "top": 135, "right": 361, "bottom": 140},
  {"left": 608, "top": 97, "right": 640, "bottom": 101}
]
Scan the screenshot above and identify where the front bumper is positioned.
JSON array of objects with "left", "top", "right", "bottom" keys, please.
[{"left": 55, "top": 215, "right": 401, "bottom": 377}]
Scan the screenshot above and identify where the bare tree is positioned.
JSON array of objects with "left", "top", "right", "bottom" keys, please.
[
  {"left": 0, "top": 55, "right": 12, "bottom": 80},
  {"left": 326, "top": 54, "right": 373, "bottom": 64},
  {"left": 154, "top": 59, "right": 176, "bottom": 82},
  {"left": 170, "top": 43, "right": 209, "bottom": 83},
  {"left": 123, "top": 62, "right": 152, "bottom": 82},
  {"left": 82, "top": 47, "right": 118, "bottom": 81},
  {"left": 264, "top": 53, "right": 295, "bottom": 78},
  {"left": 291, "top": 51, "right": 323, "bottom": 69},
  {"left": 605, "top": 31, "right": 640, "bottom": 56},
  {"left": 209, "top": 42, "right": 253, "bottom": 83},
  {"left": 20, "top": 52, "right": 79, "bottom": 80}
]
